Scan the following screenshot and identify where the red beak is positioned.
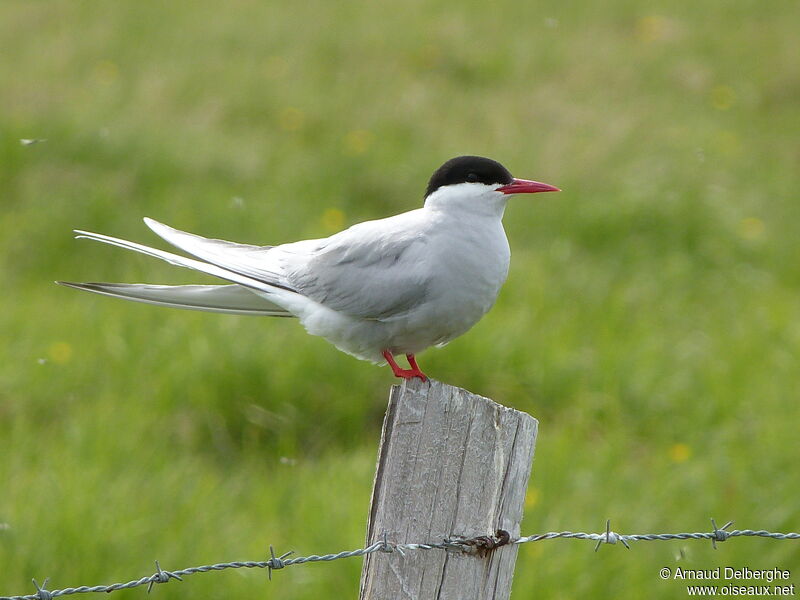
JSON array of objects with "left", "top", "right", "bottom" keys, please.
[{"left": 496, "top": 178, "right": 561, "bottom": 195}]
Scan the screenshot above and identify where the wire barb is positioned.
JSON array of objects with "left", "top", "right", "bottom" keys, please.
[
  {"left": 146, "top": 560, "right": 182, "bottom": 593},
  {"left": 266, "top": 545, "right": 294, "bottom": 581},
  {"left": 594, "top": 519, "right": 629, "bottom": 551},
  {"left": 31, "top": 578, "right": 52, "bottom": 600},
  {"left": 710, "top": 518, "right": 733, "bottom": 549}
]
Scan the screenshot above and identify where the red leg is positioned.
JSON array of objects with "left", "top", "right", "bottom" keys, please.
[
  {"left": 405, "top": 354, "right": 428, "bottom": 382},
  {"left": 382, "top": 350, "right": 410, "bottom": 378},
  {"left": 382, "top": 350, "right": 427, "bottom": 381}
]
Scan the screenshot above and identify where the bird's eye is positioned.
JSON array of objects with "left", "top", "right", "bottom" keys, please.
[{"left": 466, "top": 172, "right": 479, "bottom": 183}]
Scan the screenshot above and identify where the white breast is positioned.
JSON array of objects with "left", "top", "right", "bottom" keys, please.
[{"left": 400, "top": 211, "right": 510, "bottom": 347}]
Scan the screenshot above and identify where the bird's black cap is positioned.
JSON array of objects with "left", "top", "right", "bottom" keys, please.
[{"left": 425, "top": 156, "right": 514, "bottom": 198}]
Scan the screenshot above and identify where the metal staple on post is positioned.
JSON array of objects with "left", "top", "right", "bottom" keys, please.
[{"left": 2, "top": 519, "right": 798, "bottom": 600}]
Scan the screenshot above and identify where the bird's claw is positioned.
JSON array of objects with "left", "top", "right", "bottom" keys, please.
[{"left": 397, "top": 369, "right": 427, "bottom": 382}]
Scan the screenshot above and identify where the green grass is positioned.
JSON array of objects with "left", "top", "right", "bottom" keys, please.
[{"left": 2, "top": 0, "right": 799, "bottom": 598}]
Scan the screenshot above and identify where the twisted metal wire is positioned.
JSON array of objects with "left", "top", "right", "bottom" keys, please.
[{"left": 3, "top": 519, "right": 798, "bottom": 600}]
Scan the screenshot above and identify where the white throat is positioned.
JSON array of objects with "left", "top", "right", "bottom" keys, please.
[{"left": 423, "top": 183, "right": 508, "bottom": 219}]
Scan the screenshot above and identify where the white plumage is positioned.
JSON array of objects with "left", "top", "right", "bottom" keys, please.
[{"left": 60, "top": 156, "right": 558, "bottom": 379}]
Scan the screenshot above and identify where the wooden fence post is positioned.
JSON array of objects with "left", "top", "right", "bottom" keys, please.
[{"left": 359, "top": 378, "right": 538, "bottom": 600}]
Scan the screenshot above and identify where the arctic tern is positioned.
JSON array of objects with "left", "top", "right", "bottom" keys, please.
[{"left": 59, "top": 155, "right": 559, "bottom": 380}]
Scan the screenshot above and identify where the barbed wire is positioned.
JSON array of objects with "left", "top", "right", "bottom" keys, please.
[{"left": 3, "top": 518, "right": 798, "bottom": 600}]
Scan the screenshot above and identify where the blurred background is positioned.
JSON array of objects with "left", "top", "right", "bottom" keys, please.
[{"left": 1, "top": 0, "right": 798, "bottom": 597}]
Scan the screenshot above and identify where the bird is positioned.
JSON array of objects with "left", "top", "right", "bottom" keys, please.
[{"left": 58, "top": 155, "right": 559, "bottom": 380}]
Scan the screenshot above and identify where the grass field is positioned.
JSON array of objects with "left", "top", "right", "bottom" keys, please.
[{"left": 2, "top": 1, "right": 799, "bottom": 598}]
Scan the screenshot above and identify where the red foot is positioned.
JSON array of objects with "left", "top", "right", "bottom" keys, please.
[{"left": 382, "top": 351, "right": 428, "bottom": 381}]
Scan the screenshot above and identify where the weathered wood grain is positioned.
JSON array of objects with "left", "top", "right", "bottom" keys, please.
[{"left": 359, "top": 378, "right": 538, "bottom": 600}]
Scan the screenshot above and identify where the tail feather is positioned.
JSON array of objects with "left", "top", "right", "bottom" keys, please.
[
  {"left": 73, "top": 229, "right": 282, "bottom": 294},
  {"left": 56, "top": 282, "right": 294, "bottom": 317}
]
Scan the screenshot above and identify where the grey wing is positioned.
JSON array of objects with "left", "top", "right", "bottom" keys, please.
[{"left": 284, "top": 221, "right": 432, "bottom": 320}]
